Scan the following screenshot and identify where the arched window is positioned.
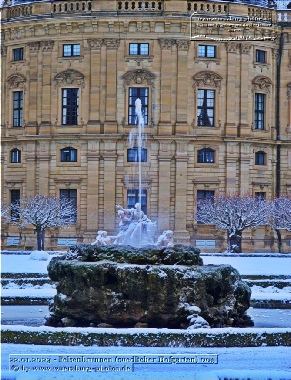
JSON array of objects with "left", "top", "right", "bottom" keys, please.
[
  {"left": 10, "top": 148, "right": 21, "bottom": 163},
  {"left": 197, "top": 148, "right": 215, "bottom": 163},
  {"left": 255, "top": 151, "right": 266, "bottom": 165},
  {"left": 61, "top": 147, "right": 77, "bottom": 162}
]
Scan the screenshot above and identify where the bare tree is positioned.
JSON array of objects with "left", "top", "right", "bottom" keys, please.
[
  {"left": 267, "top": 197, "right": 291, "bottom": 253},
  {"left": 195, "top": 195, "right": 268, "bottom": 253},
  {"left": 11, "top": 194, "right": 76, "bottom": 250}
]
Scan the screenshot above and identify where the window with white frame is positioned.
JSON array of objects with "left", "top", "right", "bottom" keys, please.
[
  {"left": 60, "top": 189, "right": 77, "bottom": 221},
  {"left": 63, "top": 44, "right": 80, "bottom": 57},
  {"left": 62, "top": 88, "right": 79, "bottom": 125},
  {"left": 197, "top": 148, "right": 215, "bottom": 163},
  {"left": 13, "top": 91, "right": 23, "bottom": 127},
  {"left": 129, "top": 43, "right": 149, "bottom": 56},
  {"left": 10, "top": 148, "right": 21, "bottom": 163},
  {"left": 197, "top": 89, "right": 215, "bottom": 127},
  {"left": 127, "top": 147, "right": 147, "bottom": 162},
  {"left": 254, "top": 93, "right": 265, "bottom": 130},
  {"left": 61, "top": 147, "right": 77, "bottom": 162},
  {"left": 127, "top": 189, "right": 147, "bottom": 214},
  {"left": 198, "top": 45, "right": 216, "bottom": 58},
  {"left": 128, "top": 87, "right": 148, "bottom": 125}
]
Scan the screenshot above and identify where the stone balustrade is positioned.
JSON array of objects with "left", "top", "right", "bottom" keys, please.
[
  {"left": 277, "top": 11, "right": 291, "bottom": 22},
  {"left": 52, "top": 1, "right": 92, "bottom": 13},
  {"left": 117, "top": 1, "right": 163, "bottom": 11},
  {"left": 187, "top": 1, "right": 229, "bottom": 14}
]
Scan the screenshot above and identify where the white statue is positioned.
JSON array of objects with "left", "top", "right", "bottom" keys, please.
[
  {"left": 91, "top": 230, "right": 113, "bottom": 246},
  {"left": 155, "top": 230, "right": 174, "bottom": 247}
]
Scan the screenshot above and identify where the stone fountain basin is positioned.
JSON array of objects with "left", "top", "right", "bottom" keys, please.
[{"left": 46, "top": 245, "right": 252, "bottom": 329}]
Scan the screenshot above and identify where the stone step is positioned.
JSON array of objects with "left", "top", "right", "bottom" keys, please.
[
  {"left": 1, "top": 278, "right": 53, "bottom": 287},
  {"left": 243, "top": 279, "right": 291, "bottom": 289}
]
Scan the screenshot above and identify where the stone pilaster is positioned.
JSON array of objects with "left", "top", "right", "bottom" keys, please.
[
  {"left": 225, "top": 142, "right": 239, "bottom": 194},
  {"left": 225, "top": 43, "right": 239, "bottom": 136},
  {"left": 158, "top": 141, "right": 172, "bottom": 232},
  {"left": 40, "top": 41, "right": 54, "bottom": 134},
  {"left": 239, "top": 43, "right": 251, "bottom": 137},
  {"left": 87, "top": 39, "right": 102, "bottom": 133},
  {"left": 174, "top": 141, "right": 189, "bottom": 244},
  {"left": 37, "top": 141, "right": 50, "bottom": 194},
  {"left": 176, "top": 40, "right": 190, "bottom": 134},
  {"left": 158, "top": 39, "right": 176, "bottom": 134},
  {"left": 27, "top": 42, "right": 40, "bottom": 129},
  {"left": 103, "top": 39, "right": 120, "bottom": 133}
]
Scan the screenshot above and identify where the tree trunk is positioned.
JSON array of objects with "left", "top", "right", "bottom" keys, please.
[
  {"left": 275, "top": 228, "right": 283, "bottom": 254},
  {"left": 228, "top": 232, "right": 242, "bottom": 253},
  {"left": 36, "top": 229, "right": 45, "bottom": 251}
]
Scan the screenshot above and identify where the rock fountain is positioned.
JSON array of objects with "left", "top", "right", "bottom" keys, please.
[{"left": 45, "top": 98, "right": 253, "bottom": 329}]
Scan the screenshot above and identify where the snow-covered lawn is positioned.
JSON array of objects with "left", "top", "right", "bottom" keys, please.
[{"left": 1, "top": 251, "right": 291, "bottom": 379}]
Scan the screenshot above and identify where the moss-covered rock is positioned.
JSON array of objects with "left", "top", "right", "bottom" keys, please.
[{"left": 46, "top": 245, "right": 252, "bottom": 329}]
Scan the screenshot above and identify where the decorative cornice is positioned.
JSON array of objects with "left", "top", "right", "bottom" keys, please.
[
  {"left": 123, "top": 69, "right": 156, "bottom": 88},
  {"left": 54, "top": 69, "right": 85, "bottom": 88},
  {"left": 177, "top": 40, "right": 190, "bottom": 51},
  {"left": 251, "top": 76, "right": 272, "bottom": 95},
  {"left": 87, "top": 39, "right": 103, "bottom": 50},
  {"left": 6, "top": 73, "right": 27, "bottom": 90},
  {"left": 192, "top": 71, "right": 223, "bottom": 93},
  {"left": 158, "top": 39, "right": 176, "bottom": 50}
]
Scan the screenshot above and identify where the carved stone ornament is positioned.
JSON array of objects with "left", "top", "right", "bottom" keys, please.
[
  {"left": 226, "top": 42, "right": 239, "bottom": 53},
  {"left": 40, "top": 41, "right": 54, "bottom": 51},
  {"left": 123, "top": 69, "right": 156, "bottom": 88},
  {"left": 87, "top": 39, "right": 103, "bottom": 50},
  {"left": 192, "top": 71, "right": 222, "bottom": 93},
  {"left": 54, "top": 69, "right": 85, "bottom": 88},
  {"left": 251, "top": 76, "right": 272, "bottom": 95},
  {"left": 103, "top": 39, "right": 120, "bottom": 49},
  {"left": 27, "top": 42, "right": 40, "bottom": 52},
  {"left": 158, "top": 39, "right": 176, "bottom": 50},
  {"left": 177, "top": 40, "right": 190, "bottom": 51},
  {"left": 1, "top": 46, "right": 7, "bottom": 56},
  {"left": 287, "top": 83, "right": 291, "bottom": 100},
  {"left": 240, "top": 44, "right": 251, "bottom": 55},
  {"left": 6, "top": 74, "right": 26, "bottom": 89}
]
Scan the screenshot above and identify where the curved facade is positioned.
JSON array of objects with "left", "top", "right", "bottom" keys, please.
[{"left": 1, "top": 0, "right": 291, "bottom": 252}]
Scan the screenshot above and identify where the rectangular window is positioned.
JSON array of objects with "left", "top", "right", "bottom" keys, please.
[
  {"left": 128, "top": 87, "right": 148, "bottom": 125},
  {"left": 10, "top": 189, "right": 20, "bottom": 220},
  {"left": 11, "top": 149, "right": 21, "bottom": 163},
  {"left": 256, "top": 49, "right": 266, "bottom": 63},
  {"left": 61, "top": 148, "right": 77, "bottom": 162},
  {"left": 13, "top": 47, "right": 24, "bottom": 61},
  {"left": 255, "top": 192, "right": 266, "bottom": 199},
  {"left": 129, "top": 43, "right": 149, "bottom": 56},
  {"left": 198, "top": 45, "right": 216, "bottom": 58},
  {"left": 197, "top": 190, "right": 214, "bottom": 224},
  {"left": 13, "top": 91, "right": 23, "bottom": 127},
  {"left": 254, "top": 93, "right": 265, "bottom": 130},
  {"left": 127, "top": 189, "right": 147, "bottom": 214},
  {"left": 197, "top": 89, "right": 215, "bottom": 127},
  {"left": 63, "top": 44, "right": 80, "bottom": 57},
  {"left": 127, "top": 148, "right": 147, "bottom": 162},
  {"left": 62, "top": 88, "right": 79, "bottom": 125},
  {"left": 60, "top": 189, "right": 77, "bottom": 221}
]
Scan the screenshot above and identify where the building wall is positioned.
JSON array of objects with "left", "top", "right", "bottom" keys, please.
[{"left": 1, "top": 0, "right": 291, "bottom": 252}]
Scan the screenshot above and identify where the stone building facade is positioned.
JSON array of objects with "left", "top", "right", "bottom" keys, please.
[{"left": 1, "top": 0, "right": 291, "bottom": 251}]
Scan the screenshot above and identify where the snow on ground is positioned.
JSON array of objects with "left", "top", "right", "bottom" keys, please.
[
  {"left": 202, "top": 255, "right": 291, "bottom": 276},
  {"left": 1, "top": 251, "right": 291, "bottom": 379}
]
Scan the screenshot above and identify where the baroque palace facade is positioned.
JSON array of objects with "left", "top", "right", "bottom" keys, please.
[{"left": 1, "top": 0, "right": 291, "bottom": 251}]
